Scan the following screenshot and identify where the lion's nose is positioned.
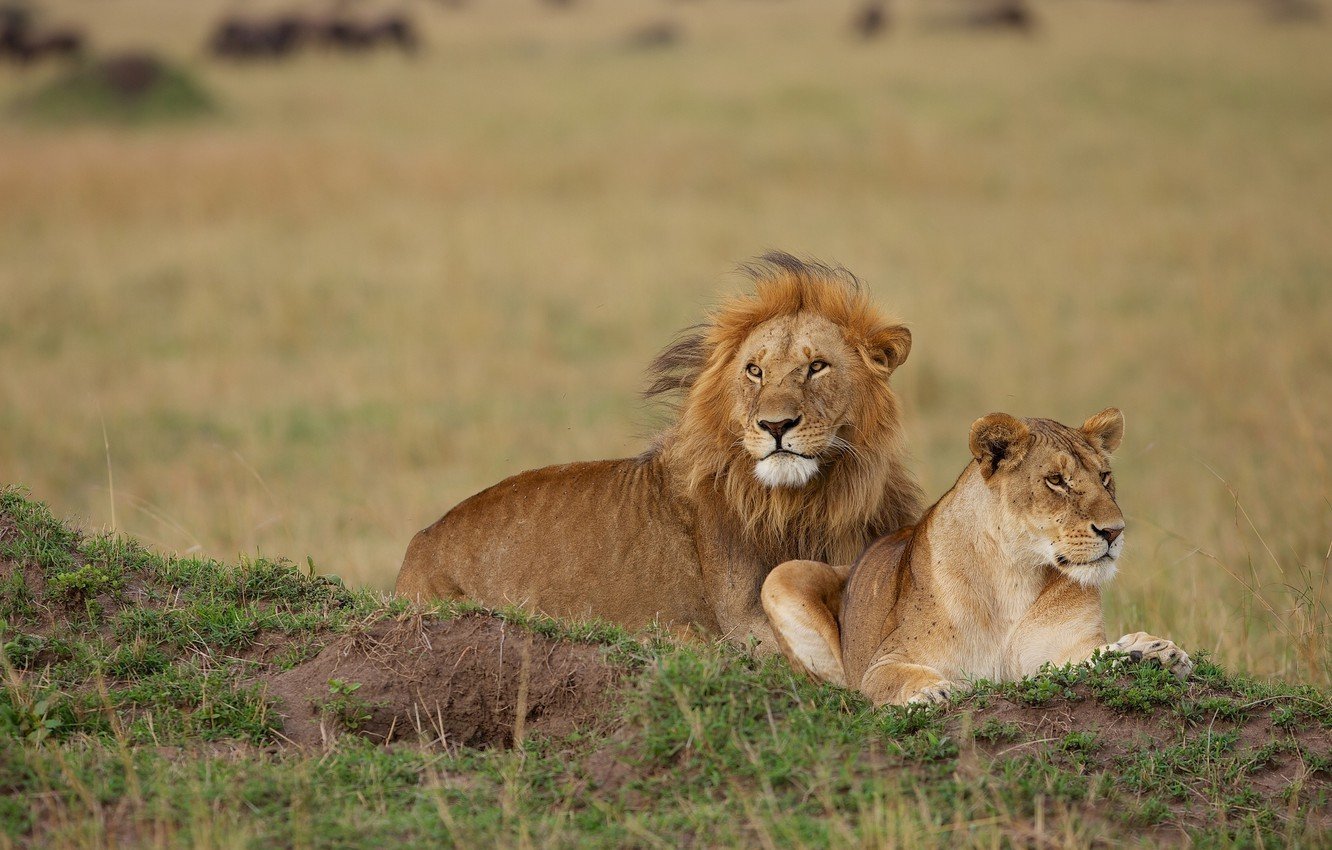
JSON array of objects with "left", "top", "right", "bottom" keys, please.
[
  {"left": 758, "top": 416, "right": 800, "bottom": 441},
  {"left": 1092, "top": 524, "right": 1124, "bottom": 545}
]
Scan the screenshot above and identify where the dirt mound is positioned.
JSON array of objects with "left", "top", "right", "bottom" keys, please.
[
  {"left": 950, "top": 681, "right": 1332, "bottom": 834},
  {"left": 961, "top": 681, "right": 1332, "bottom": 762},
  {"left": 264, "top": 614, "right": 620, "bottom": 748},
  {"left": 13, "top": 50, "right": 214, "bottom": 124}
]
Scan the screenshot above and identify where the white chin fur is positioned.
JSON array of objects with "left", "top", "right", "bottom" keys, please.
[
  {"left": 1060, "top": 558, "right": 1119, "bottom": 588},
  {"left": 755, "top": 454, "right": 820, "bottom": 488}
]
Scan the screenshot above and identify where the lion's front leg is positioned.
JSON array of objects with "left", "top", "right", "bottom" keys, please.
[
  {"left": 760, "top": 560, "right": 850, "bottom": 686},
  {"left": 1096, "top": 631, "right": 1193, "bottom": 680}
]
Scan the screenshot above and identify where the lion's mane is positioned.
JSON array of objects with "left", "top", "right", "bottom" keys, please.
[{"left": 644, "top": 252, "right": 925, "bottom": 566}]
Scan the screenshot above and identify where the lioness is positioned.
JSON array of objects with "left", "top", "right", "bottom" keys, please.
[
  {"left": 761, "top": 409, "right": 1193, "bottom": 704},
  {"left": 397, "top": 254, "right": 925, "bottom": 648}
]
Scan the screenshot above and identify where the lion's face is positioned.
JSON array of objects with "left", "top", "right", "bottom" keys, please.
[
  {"left": 969, "top": 409, "right": 1126, "bottom": 586},
  {"left": 732, "top": 313, "right": 886, "bottom": 488}
]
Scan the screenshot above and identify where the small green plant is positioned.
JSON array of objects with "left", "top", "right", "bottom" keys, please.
[
  {"left": 272, "top": 636, "right": 324, "bottom": 671},
  {"left": 1059, "top": 730, "right": 1099, "bottom": 755},
  {"left": 1, "top": 628, "right": 46, "bottom": 669},
  {"left": 1090, "top": 661, "right": 1186, "bottom": 713},
  {"left": 47, "top": 563, "right": 122, "bottom": 602},
  {"left": 0, "top": 572, "right": 34, "bottom": 622},
  {"left": 894, "top": 727, "right": 958, "bottom": 762},
  {"left": 973, "top": 718, "right": 1023, "bottom": 743},
  {"left": 0, "top": 691, "right": 64, "bottom": 744},
  {"left": 104, "top": 639, "right": 170, "bottom": 678},
  {"left": 1127, "top": 796, "right": 1171, "bottom": 826},
  {"left": 315, "top": 679, "right": 374, "bottom": 733},
  {"left": 1008, "top": 674, "right": 1076, "bottom": 706},
  {"left": 1271, "top": 705, "right": 1298, "bottom": 729}
]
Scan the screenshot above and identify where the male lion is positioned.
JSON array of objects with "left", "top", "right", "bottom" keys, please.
[
  {"left": 397, "top": 253, "right": 925, "bottom": 648},
  {"left": 761, "top": 409, "right": 1193, "bottom": 704}
]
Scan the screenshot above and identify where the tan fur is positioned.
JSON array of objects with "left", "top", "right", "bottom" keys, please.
[
  {"left": 760, "top": 561, "right": 851, "bottom": 685},
  {"left": 762, "top": 409, "right": 1193, "bottom": 705},
  {"left": 397, "top": 253, "right": 925, "bottom": 649}
]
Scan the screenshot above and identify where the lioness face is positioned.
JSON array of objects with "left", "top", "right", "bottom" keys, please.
[
  {"left": 734, "top": 313, "right": 879, "bottom": 488},
  {"left": 970, "top": 409, "right": 1127, "bottom": 586}
]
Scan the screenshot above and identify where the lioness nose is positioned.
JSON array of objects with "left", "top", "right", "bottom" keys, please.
[
  {"left": 1092, "top": 524, "right": 1123, "bottom": 545},
  {"left": 758, "top": 416, "right": 800, "bottom": 440}
]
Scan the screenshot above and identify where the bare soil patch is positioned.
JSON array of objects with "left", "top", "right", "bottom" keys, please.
[{"left": 263, "top": 614, "right": 621, "bottom": 748}]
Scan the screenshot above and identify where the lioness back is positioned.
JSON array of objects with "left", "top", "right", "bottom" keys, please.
[{"left": 397, "top": 457, "right": 716, "bottom": 631}]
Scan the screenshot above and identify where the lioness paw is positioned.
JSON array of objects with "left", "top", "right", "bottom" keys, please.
[
  {"left": 1103, "top": 632, "right": 1193, "bottom": 680},
  {"left": 905, "top": 680, "right": 953, "bottom": 705}
]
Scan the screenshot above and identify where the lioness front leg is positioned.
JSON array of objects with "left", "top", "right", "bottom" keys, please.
[
  {"left": 1097, "top": 631, "right": 1193, "bottom": 680},
  {"left": 861, "top": 657, "right": 953, "bottom": 707}
]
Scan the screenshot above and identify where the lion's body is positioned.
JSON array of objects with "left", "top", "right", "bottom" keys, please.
[
  {"left": 397, "top": 254, "right": 925, "bottom": 647},
  {"left": 397, "top": 458, "right": 717, "bottom": 631},
  {"left": 762, "top": 411, "right": 1193, "bottom": 705}
]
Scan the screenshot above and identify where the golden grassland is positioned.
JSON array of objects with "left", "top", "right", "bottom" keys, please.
[{"left": 1, "top": 0, "right": 1328, "bottom": 683}]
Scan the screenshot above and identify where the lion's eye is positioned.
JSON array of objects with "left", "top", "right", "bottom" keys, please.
[
  {"left": 746, "top": 364, "right": 763, "bottom": 380},
  {"left": 808, "top": 360, "right": 828, "bottom": 376},
  {"left": 1045, "top": 473, "right": 1067, "bottom": 489}
]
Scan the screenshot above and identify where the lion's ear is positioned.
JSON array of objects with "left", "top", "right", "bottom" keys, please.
[
  {"left": 969, "top": 413, "right": 1031, "bottom": 480},
  {"left": 1080, "top": 408, "right": 1124, "bottom": 455},
  {"left": 869, "top": 325, "right": 911, "bottom": 373}
]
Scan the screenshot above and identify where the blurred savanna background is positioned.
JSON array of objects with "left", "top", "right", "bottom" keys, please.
[{"left": 1, "top": 0, "right": 1329, "bottom": 685}]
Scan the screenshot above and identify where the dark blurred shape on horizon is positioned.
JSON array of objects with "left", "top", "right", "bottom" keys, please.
[
  {"left": 626, "top": 20, "right": 681, "bottom": 50},
  {"left": 852, "top": 3, "right": 890, "bottom": 40},
  {"left": 1265, "top": 0, "right": 1324, "bottom": 21},
  {"left": 962, "top": 0, "right": 1037, "bottom": 32},
  {"left": 0, "top": 3, "right": 84, "bottom": 66},
  {"left": 209, "top": 11, "right": 420, "bottom": 61}
]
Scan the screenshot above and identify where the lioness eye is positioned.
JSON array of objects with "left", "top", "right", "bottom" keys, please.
[
  {"left": 746, "top": 364, "right": 763, "bottom": 379},
  {"left": 808, "top": 360, "right": 828, "bottom": 376},
  {"left": 1045, "top": 473, "right": 1066, "bottom": 488}
]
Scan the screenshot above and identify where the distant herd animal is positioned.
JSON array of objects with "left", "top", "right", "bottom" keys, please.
[
  {"left": 208, "top": 13, "right": 420, "bottom": 60},
  {"left": 0, "top": 7, "right": 83, "bottom": 65},
  {"left": 397, "top": 254, "right": 1194, "bottom": 701}
]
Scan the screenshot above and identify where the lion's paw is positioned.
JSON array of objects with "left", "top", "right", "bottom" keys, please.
[
  {"left": 1103, "top": 632, "right": 1193, "bottom": 681},
  {"left": 905, "top": 680, "right": 954, "bottom": 705}
]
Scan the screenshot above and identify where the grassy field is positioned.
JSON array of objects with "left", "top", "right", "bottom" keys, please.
[
  {"left": 3, "top": 488, "right": 1331, "bottom": 848},
  {"left": 1, "top": 0, "right": 1330, "bottom": 698}
]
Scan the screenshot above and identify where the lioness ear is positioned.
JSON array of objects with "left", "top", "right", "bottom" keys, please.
[
  {"left": 969, "top": 413, "right": 1031, "bottom": 480},
  {"left": 1081, "top": 407, "right": 1124, "bottom": 455},
  {"left": 868, "top": 325, "right": 911, "bottom": 373}
]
